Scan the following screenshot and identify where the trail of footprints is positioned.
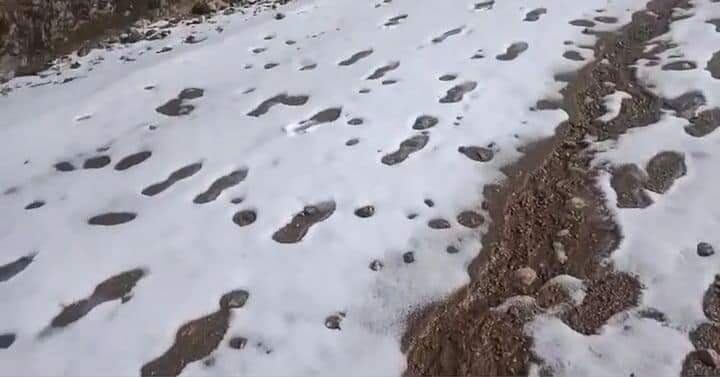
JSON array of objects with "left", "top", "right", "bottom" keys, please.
[{"left": 4, "top": 3, "right": 613, "bottom": 367}]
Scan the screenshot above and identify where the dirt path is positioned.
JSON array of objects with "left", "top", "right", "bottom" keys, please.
[{"left": 403, "top": 0, "right": 687, "bottom": 375}]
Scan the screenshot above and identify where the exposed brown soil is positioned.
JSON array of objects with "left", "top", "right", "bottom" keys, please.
[
  {"left": 272, "top": 201, "right": 336, "bottom": 243},
  {"left": 49, "top": 268, "right": 145, "bottom": 329},
  {"left": 140, "top": 290, "right": 249, "bottom": 377},
  {"left": 403, "top": 1, "right": 685, "bottom": 375}
]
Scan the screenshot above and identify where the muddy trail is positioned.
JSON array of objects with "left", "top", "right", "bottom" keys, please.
[{"left": 403, "top": 0, "right": 687, "bottom": 375}]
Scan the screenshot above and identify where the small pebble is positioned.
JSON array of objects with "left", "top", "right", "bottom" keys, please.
[
  {"left": 698, "top": 242, "right": 715, "bottom": 257},
  {"left": 403, "top": 251, "right": 415, "bottom": 264}
]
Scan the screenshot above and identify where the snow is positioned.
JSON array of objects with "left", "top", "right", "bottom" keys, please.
[
  {"left": 597, "top": 91, "right": 631, "bottom": 122},
  {"left": 0, "top": 0, "right": 644, "bottom": 375},
  {"left": 531, "top": 0, "right": 720, "bottom": 376}
]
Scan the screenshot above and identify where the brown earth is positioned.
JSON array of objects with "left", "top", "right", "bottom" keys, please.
[{"left": 403, "top": 0, "right": 686, "bottom": 375}]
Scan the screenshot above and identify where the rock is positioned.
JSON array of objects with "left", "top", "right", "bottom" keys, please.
[
  {"left": 354, "top": 205, "right": 375, "bottom": 218},
  {"left": 219, "top": 289, "right": 249, "bottom": 309},
  {"left": 119, "top": 28, "right": 143, "bottom": 44},
  {"left": 428, "top": 218, "right": 451, "bottom": 229},
  {"left": 275, "top": 13, "right": 286, "bottom": 20},
  {"left": 696, "top": 349, "right": 720, "bottom": 368},
  {"left": 698, "top": 242, "right": 715, "bottom": 257},
  {"left": 228, "top": 336, "right": 247, "bottom": 350},
  {"left": 369, "top": 260, "right": 383, "bottom": 271},
  {"left": 325, "top": 314, "right": 343, "bottom": 330},
  {"left": 514, "top": 267, "right": 537, "bottom": 287},
  {"left": 446, "top": 245, "right": 460, "bottom": 254},
  {"left": 553, "top": 242, "right": 568, "bottom": 264},
  {"left": 403, "top": 251, "right": 415, "bottom": 264}
]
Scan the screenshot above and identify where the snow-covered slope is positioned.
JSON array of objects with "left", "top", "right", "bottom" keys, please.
[
  {"left": 0, "top": 0, "right": 646, "bottom": 375},
  {"left": 531, "top": 0, "right": 720, "bottom": 375}
]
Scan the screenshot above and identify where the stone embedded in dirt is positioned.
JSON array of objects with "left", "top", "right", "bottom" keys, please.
[
  {"left": 457, "top": 210, "right": 484, "bottom": 228},
  {"left": 428, "top": 218, "right": 451, "bottom": 229},
  {"left": 339, "top": 49, "right": 374, "bottom": 66},
  {"left": 51, "top": 268, "right": 145, "bottom": 328},
  {"left": 644, "top": 151, "right": 686, "bottom": 194},
  {"left": 514, "top": 267, "right": 537, "bottom": 287},
  {"left": 458, "top": 146, "right": 494, "bottom": 162},
  {"left": 698, "top": 242, "right": 715, "bottom": 257},
  {"left": 54, "top": 161, "right": 76, "bottom": 172},
  {"left": 354, "top": 205, "right": 375, "bottom": 218},
  {"left": 325, "top": 314, "right": 343, "bottom": 330},
  {"left": 83, "top": 155, "right": 111, "bottom": 169},
  {"left": 412, "top": 115, "right": 438, "bottom": 130},
  {"left": 662, "top": 60, "right": 697, "bottom": 71},
  {"left": 403, "top": 251, "right": 415, "bottom": 264},
  {"left": 228, "top": 336, "right": 247, "bottom": 350},
  {"left": 439, "top": 81, "right": 477, "bottom": 103},
  {"left": 272, "top": 201, "right": 337, "bottom": 243},
  {"left": 685, "top": 108, "right": 720, "bottom": 137},
  {"left": 232, "top": 210, "right": 257, "bottom": 227},
  {"left": 431, "top": 27, "right": 464, "bottom": 44},
  {"left": 0, "top": 333, "right": 15, "bottom": 349},
  {"left": 142, "top": 162, "right": 203, "bottom": 197},
  {"left": 25, "top": 200, "right": 45, "bottom": 210},
  {"left": 381, "top": 134, "right": 429, "bottom": 165},
  {"left": 610, "top": 164, "right": 653, "bottom": 208},
  {"left": 219, "top": 290, "right": 249, "bottom": 310},
  {"left": 194, "top": 169, "right": 249, "bottom": 204},
  {"left": 0, "top": 254, "right": 35, "bottom": 283},
  {"left": 496, "top": 42, "right": 529, "bottom": 61},
  {"left": 88, "top": 212, "right": 137, "bottom": 226},
  {"left": 115, "top": 151, "right": 152, "bottom": 171},
  {"left": 523, "top": 8, "right": 546, "bottom": 22},
  {"left": 369, "top": 260, "right": 384, "bottom": 271}
]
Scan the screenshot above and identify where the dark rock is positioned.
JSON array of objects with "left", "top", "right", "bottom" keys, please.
[
  {"left": 219, "top": 290, "right": 249, "bottom": 310},
  {"left": 698, "top": 242, "right": 715, "bottom": 257},
  {"left": 403, "top": 251, "right": 415, "bottom": 264}
]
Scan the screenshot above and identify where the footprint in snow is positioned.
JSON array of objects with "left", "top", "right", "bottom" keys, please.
[
  {"left": 496, "top": 42, "right": 529, "bottom": 61},
  {"left": 0, "top": 253, "right": 35, "bottom": 283},
  {"left": 141, "top": 290, "right": 249, "bottom": 377},
  {"left": 247, "top": 93, "right": 310, "bottom": 117},
  {"left": 142, "top": 162, "right": 203, "bottom": 196},
  {"left": 272, "top": 201, "right": 336, "bottom": 243},
  {"left": 569, "top": 19, "right": 596, "bottom": 27},
  {"left": 431, "top": 26, "right": 464, "bottom": 44},
  {"left": 474, "top": 1, "right": 494, "bottom": 11},
  {"left": 88, "top": 212, "right": 137, "bottom": 226},
  {"left": 194, "top": 168, "right": 248, "bottom": 204},
  {"left": 384, "top": 14, "right": 408, "bottom": 27},
  {"left": 661, "top": 60, "right": 697, "bottom": 71},
  {"left": 439, "top": 81, "right": 477, "bottom": 103},
  {"left": 285, "top": 107, "right": 343, "bottom": 134},
  {"left": 338, "top": 49, "right": 374, "bottom": 66},
  {"left": 381, "top": 134, "right": 429, "bottom": 165},
  {"left": 156, "top": 88, "right": 205, "bottom": 116},
  {"left": 115, "top": 151, "right": 152, "bottom": 171},
  {"left": 524, "top": 8, "right": 547, "bottom": 22},
  {"left": 367, "top": 61, "right": 400, "bottom": 80}
]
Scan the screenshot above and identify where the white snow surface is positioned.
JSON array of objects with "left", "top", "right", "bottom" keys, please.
[
  {"left": 0, "top": 0, "right": 644, "bottom": 375},
  {"left": 531, "top": 0, "right": 720, "bottom": 376}
]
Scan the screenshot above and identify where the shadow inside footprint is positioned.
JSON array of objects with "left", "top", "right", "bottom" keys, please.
[
  {"left": 88, "top": 212, "right": 137, "bottom": 226},
  {"left": 49, "top": 268, "right": 145, "bottom": 329},
  {"left": 610, "top": 164, "right": 653, "bottom": 208},
  {"left": 142, "top": 162, "right": 203, "bottom": 196},
  {"left": 140, "top": 290, "right": 249, "bottom": 377},
  {"left": 367, "top": 61, "right": 400, "bottom": 80},
  {"left": 661, "top": 60, "right": 697, "bottom": 71},
  {"left": 0, "top": 253, "right": 35, "bottom": 283},
  {"left": 339, "top": 49, "right": 373, "bottom": 66},
  {"left": 115, "top": 151, "right": 152, "bottom": 171},
  {"left": 194, "top": 169, "right": 249, "bottom": 204},
  {"left": 156, "top": 88, "right": 205, "bottom": 116},
  {"left": 381, "top": 134, "right": 429, "bottom": 165},
  {"left": 439, "top": 81, "right": 477, "bottom": 103},
  {"left": 247, "top": 94, "right": 310, "bottom": 117},
  {"left": 432, "top": 27, "right": 464, "bottom": 44},
  {"left": 644, "top": 151, "right": 686, "bottom": 194},
  {"left": 272, "top": 201, "right": 336, "bottom": 243},
  {"left": 496, "top": 42, "right": 529, "bottom": 61}
]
